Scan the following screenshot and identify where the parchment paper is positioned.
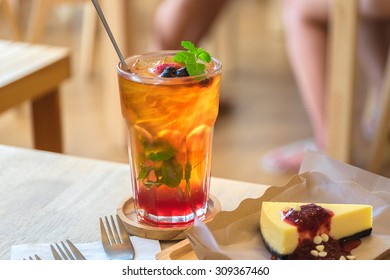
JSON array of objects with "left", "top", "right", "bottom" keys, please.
[{"left": 186, "top": 151, "right": 390, "bottom": 260}]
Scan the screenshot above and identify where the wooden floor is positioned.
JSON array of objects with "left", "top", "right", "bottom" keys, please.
[{"left": 1, "top": 0, "right": 388, "bottom": 187}]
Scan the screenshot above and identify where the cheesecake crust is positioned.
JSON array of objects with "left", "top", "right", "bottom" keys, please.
[{"left": 261, "top": 227, "right": 372, "bottom": 260}]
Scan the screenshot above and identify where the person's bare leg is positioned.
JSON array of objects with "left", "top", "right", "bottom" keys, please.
[
  {"left": 261, "top": 0, "right": 330, "bottom": 173},
  {"left": 282, "top": 0, "right": 329, "bottom": 150},
  {"left": 152, "top": 0, "right": 227, "bottom": 50},
  {"left": 262, "top": 0, "right": 390, "bottom": 172}
]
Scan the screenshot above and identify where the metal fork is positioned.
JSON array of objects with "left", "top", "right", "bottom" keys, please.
[
  {"left": 23, "top": 255, "right": 41, "bottom": 260},
  {"left": 99, "top": 214, "right": 134, "bottom": 260},
  {"left": 50, "top": 239, "right": 86, "bottom": 260}
]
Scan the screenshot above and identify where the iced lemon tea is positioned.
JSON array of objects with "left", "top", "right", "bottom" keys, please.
[{"left": 117, "top": 50, "right": 221, "bottom": 226}]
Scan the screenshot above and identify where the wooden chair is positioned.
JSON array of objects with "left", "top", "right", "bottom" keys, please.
[
  {"left": 26, "top": 0, "right": 130, "bottom": 75},
  {"left": 0, "top": 40, "right": 71, "bottom": 152},
  {"left": 26, "top": 0, "right": 98, "bottom": 75},
  {"left": 327, "top": 0, "right": 390, "bottom": 173},
  {"left": 0, "top": 0, "right": 22, "bottom": 40}
]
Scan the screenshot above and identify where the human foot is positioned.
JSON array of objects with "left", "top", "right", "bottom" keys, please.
[{"left": 261, "top": 139, "right": 318, "bottom": 173}]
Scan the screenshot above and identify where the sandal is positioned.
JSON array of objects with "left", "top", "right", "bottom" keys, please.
[{"left": 261, "top": 138, "right": 318, "bottom": 173}]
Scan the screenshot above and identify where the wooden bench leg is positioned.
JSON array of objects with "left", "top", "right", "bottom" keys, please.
[
  {"left": 31, "top": 89, "right": 63, "bottom": 153},
  {"left": 368, "top": 54, "right": 390, "bottom": 173}
]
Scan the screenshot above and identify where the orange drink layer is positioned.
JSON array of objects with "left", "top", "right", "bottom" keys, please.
[{"left": 117, "top": 51, "right": 222, "bottom": 226}]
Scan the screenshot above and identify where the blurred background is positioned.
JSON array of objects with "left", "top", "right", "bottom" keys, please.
[{"left": 2, "top": 0, "right": 387, "bottom": 186}]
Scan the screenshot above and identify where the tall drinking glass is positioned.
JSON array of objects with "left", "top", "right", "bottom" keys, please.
[{"left": 117, "top": 51, "right": 222, "bottom": 227}]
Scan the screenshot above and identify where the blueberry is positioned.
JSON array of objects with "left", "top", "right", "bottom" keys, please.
[
  {"left": 176, "top": 67, "right": 189, "bottom": 77},
  {"left": 160, "top": 66, "right": 177, "bottom": 78}
]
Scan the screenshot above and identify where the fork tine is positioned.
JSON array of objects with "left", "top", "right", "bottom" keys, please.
[
  {"left": 110, "top": 215, "right": 121, "bottom": 244},
  {"left": 116, "top": 215, "right": 133, "bottom": 249},
  {"left": 104, "top": 216, "right": 116, "bottom": 245},
  {"left": 55, "top": 243, "right": 69, "bottom": 260},
  {"left": 24, "top": 255, "right": 41, "bottom": 260},
  {"left": 66, "top": 240, "right": 86, "bottom": 260},
  {"left": 50, "top": 244, "right": 62, "bottom": 260},
  {"left": 100, "top": 217, "right": 110, "bottom": 246},
  {"left": 60, "top": 241, "right": 75, "bottom": 260}
]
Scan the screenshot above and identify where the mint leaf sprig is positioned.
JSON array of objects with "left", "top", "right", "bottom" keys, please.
[
  {"left": 138, "top": 140, "right": 184, "bottom": 188},
  {"left": 174, "top": 41, "right": 211, "bottom": 76}
]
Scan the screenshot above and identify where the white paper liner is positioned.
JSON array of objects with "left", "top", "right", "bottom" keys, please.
[{"left": 186, "top": 151, "right": 390, "bottom": 260}]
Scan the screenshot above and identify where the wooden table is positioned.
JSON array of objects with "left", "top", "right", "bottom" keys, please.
[
  {"left": 0, "top": 40, "right": 71, "bottom": 153},
  {"left": 0, "top": 145, "right": 269, "bottom": 260}
]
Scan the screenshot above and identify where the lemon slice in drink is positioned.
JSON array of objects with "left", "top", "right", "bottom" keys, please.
[{"left": 186, "top": 125, "right": 212, "bottom": 167}]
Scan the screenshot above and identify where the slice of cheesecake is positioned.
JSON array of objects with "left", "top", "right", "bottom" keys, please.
[{"left": 260, "top": 202, "right": 372, "bottom": 260}]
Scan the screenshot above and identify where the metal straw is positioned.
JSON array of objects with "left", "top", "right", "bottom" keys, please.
[{"left": 91, "top": 0, "right": 129, "bottom": 71}]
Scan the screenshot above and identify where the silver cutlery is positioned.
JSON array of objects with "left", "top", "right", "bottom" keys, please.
[
  {"left": 50, "top": 239, "right": 86, "bottom": 260},
  {"left": 23, "top": 255, "right": 41, "bottom": 260},
  {"left": 100, "top": 214, "right": 134, "bottom": 260}
]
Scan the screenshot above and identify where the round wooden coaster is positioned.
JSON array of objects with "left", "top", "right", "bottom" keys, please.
[{"left": 116, "top": 195, "right": 221, "bottom": 241}]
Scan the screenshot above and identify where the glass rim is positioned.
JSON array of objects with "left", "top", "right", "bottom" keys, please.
[{"left": 116, "top": 50, "right": 222, "bottom": 84}]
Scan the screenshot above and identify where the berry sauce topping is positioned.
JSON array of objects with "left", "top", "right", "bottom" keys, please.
[
  {"left": 287, "top": 237, "right": 341, "bottom": 260},
  {"left": 276, "top": 203, "right": 360, "bottom": 260},
  {"left": 284, "top": 235, "right": 361, "bottom": 260},
  {"left": 282, "top": 203, "right": 334, "bottom": 236}
]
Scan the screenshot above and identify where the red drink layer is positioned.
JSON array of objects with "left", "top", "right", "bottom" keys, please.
[{"left": 117, "top": 51, "right": 221, "bottom": 226}]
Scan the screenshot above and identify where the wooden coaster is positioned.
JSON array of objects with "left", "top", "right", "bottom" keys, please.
[{"left": 116, "top": 195, "right": 221, "bottom": 241}]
